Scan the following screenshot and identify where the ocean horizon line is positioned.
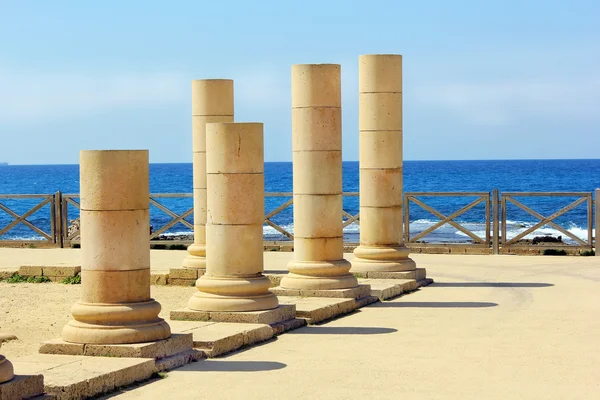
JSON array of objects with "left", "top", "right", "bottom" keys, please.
[{"left": 3, "top": 157, "right": 600, "bottom": 167}]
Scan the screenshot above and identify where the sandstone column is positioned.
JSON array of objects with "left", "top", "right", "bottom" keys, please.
[
  {"left": 0, "top": 344, "right": 13, "bottom": 383},
  {"left": 280, "top": 64, "right": 358, "bottom": 290},
  {"left": 62, "top": 150, "right": 171, "bottom": 344},
  {"left": 187, "top": 123, "right": 279, "bottom": 311},
  {"left": 183, "top": 80, "right": 234, "bottom": 270},
  {"left": 351, "top": 54, "right": 416, "bottom": 272}
]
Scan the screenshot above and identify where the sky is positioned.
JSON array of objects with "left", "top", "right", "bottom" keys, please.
[{"left": 0, "top": 0, "right": 599, "bottom": 164}]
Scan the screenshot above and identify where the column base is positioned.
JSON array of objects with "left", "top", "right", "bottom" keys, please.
[
  {"left": 351, "top": 245, "right": 416, "bottom": 272},
  {"left": 188, "top": 275, "right": 279, "bottom": 312},
  {"left": 281, "top": 259, "right": 358, "bottom": 290},
  {"left": 61, "top": 300, "right": 171, "bottom": 345},
  {"left": 0, "top": 355, "right": 13, "bottom": 384},
  {"left": 182, "top": 255, "right": 206, "bottom": 270}
]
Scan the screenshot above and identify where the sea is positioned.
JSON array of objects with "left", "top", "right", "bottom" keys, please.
[{"left": 1, "top": 159, "right": 599, "bottom": 243}]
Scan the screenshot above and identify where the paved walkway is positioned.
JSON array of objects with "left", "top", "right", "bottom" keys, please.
[
  {"left": 1, "top": 248, "right": 599, "bottom": 399},
  {"left": 101, "top": 253, "right": 596, "bottom": 399}
]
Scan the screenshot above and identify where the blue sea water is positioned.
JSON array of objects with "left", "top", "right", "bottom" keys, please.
[{"left": 1, "top": 159, "right": 599, "bottom": 243}]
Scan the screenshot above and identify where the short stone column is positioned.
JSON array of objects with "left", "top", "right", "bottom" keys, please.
[
  {"left": 183, "top": 80, "right": 234, "bottom": 271},
  {"left": 351, "top": 54, "right": 416, "bottom": 273},
  {"left": 187, "top": 122, "right": 279, "bottom": 312},
  {"left": 62, "top": 150, "right": 171, "bottom": 344},
  {"left": 280, "top": 64, "right": 358, "bottom": 290},
  {"left": 0, "top": 344, "right": 13, "bottom": 383}
]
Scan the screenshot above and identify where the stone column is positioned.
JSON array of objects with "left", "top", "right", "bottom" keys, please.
[
  {"left": 183, "top": 80, "right": 234, "bottom": 270},
  {"left": 187, "top": 123, "right": 279, "bottom": 311},
  {"left": 351, "top": 54, "right": 416, "bottom": 272},
  {"left": 0, "top": 344, "right": 13, "bottom": 383},
  {"left": 280, "top": 64, "right": 358, "bottom": 290},
  {"left": 62, "top": 150, "right": 171, "bottom": 344}
]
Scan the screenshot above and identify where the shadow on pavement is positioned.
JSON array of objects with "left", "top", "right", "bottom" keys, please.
[
  {"left": 430, "top": 282, "right": 553, "bottom": 288},
  {"left": 374, "top": 301, "right": 498, "bottom": 308},
  {"left": 289, "top": 327, "right": 397, "bottom": 335},
  {"left": 183, "top": 360, "right": 286, "bottom": 372}
]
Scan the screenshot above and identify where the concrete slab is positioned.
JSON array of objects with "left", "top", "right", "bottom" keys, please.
[
  {"left": 170, "top": 304, "right": 297, "bottom": 326},
  {"left": 0, "top": 374, "right": 45, "bottom": 400},
  {"left": 14, "top": 354, "right": 155, "bottom": 400},
  {"left": 270, "top": 284, "right": 372, "bottom": 300},
  {"left": 169, "top": 321, "right": 274, "bottom": 357}
]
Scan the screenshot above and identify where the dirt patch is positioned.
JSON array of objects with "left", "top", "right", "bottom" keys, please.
[{"left": 0, "top": 283, "right": 197, "bottom": 359}]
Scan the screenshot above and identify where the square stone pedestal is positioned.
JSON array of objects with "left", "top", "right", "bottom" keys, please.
[
  {"left": 358, "top": 278, "right": 419, "bottom": 301},
  {"left": 269, "top": 285, "right": 378, "bottom": 324},
  {"left": 170, "top": 304, "right": 299, "bottom": 329},
  {"left": 0, "top": 374, "right": 44, "bottom": 400},
  {"left": 39, "top": 333, "right": 200, "bottom": 372},
  {"left": 269, "top": 284, "right": 372, "bottom": 299}
]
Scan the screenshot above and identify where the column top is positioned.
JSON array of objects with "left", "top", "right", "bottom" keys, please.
[
  {"left": 359, "top": 54, "right": 402, "bottom": 93},
  {"left": 192, "top": 80, "right": 234, "bottom": 116},
  {"left": 291, "top": 64, "right": 341, "bottom": 108},
  {"left": 206, "top": 122, "right": 264, "bottom": 174},
  {"left": 80, "top": 150, "right": 149, "bottom": 211}
]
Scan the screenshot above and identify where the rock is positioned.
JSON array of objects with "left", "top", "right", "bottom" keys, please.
[{"left": 532, "top": 235, "right": 563, "bottom": 245}]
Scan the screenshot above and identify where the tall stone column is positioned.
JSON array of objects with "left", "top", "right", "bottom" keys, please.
[
  {"left": 183, "top": 80, "right": 234, "bottom": 270},
  {"left": 351, "top": 54, "right": 416, "bottom": 272},
  {"left": 187, "top": 123, "right": 279, "bottom": 311},
  {"left": 0, "top": 344, "right": 13, "bottom": 383},
  {"left": 280, "top": 64, "right": 358, "bottom": 290},
  {"left": 62, "top": 150, "right": 171, "bottom": 344}
]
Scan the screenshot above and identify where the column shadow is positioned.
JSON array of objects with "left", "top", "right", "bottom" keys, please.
[
  {"left": 182, "top": 360, "right": 286, "bottom": 372},
  {"left": 289, "top": 327, "right": 397, "bottom": 335},
  {"left": 430, "top": 282, "right": 553, "bottom": 288},
  {"left": 373, "top": 301, "right": 498, "bottom": 308}
]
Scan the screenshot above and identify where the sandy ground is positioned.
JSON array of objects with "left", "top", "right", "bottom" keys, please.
[
  {"left": 0, "top": 283, "right": 197, "bottom": 358},
  {"left": 1, "top": 249, "right": 599, "bottom": 399}
]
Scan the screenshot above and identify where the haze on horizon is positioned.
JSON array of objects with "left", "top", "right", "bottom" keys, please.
[{"left": 0, "top": 0, "right": 598, "bottom": 165}]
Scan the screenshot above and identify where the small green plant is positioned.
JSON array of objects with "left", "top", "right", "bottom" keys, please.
[
  {"left": 151, "top": 244, "right": 167, "bottom": 250},
  {"left": 27, "top": 275, "right": 51, "bottom": 283},
  {"left": 151, "top": 371, "right": 168, "bottom": 379},
  {"left": 62, "top": 274, "right": 82, "bottom": 284},
  {"left": 71, "top": 243, "right": 81, "bottom": 249},
  {"left": 543, "top": 249, "right": 567, "bottom": 256},
  {"left": 580, "top": 250, "right": 595, "bottom": 256},
  {"left": 5, "top": 274, "right": 51, "bottom": 283},
  {"left": 27, "top": 243, "right": 37, "bottom": 249}
]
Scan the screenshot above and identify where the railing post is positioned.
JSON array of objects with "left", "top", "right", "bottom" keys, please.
[
  {"left": 594, "top": 189, "right": 600, "bottom": 256},
  {"left": 54, "top": 191, "right": 64, "bottom": 248},
  {"left": 492, "top": 189, "right": 499, "bottom": 254}
]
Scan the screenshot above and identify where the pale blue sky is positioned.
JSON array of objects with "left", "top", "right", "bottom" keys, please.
[{"left": 0, "top": 0, "right": 598, "bottom": 164}]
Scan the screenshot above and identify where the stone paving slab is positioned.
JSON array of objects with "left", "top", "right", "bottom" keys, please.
[
  {"left": 170, "top": 304, "right": 297, "bottom": 326},
  {"left": 14, "top": 354, "right": 155, "bottom": 400},
  {"left": 277, "top": 296, "right": 361, "bottom": 324},
  {"left": 0, "top": 266, "right": 18, "bottom": 280},
  {"left": 0, "top": 373, "right": 45, "bottom": 400},
  {"left": 169, "top": 321, "right": 274, "bottom": 357},
  {"left": 270, "top": 284, "right": 371, "bottom": 299},
  {"left": 358, "top": 278, "right": 419, "bottom": 300}
]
